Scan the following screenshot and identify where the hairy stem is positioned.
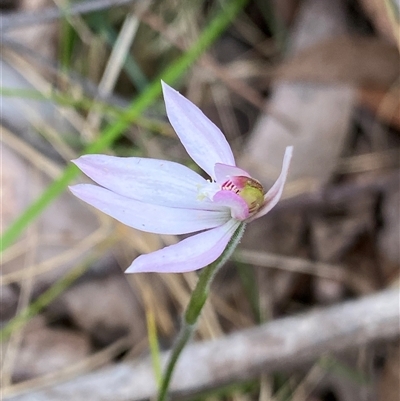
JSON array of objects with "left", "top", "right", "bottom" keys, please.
[{"left": 157, "top": 223, "right": 246, "bottom": 401}]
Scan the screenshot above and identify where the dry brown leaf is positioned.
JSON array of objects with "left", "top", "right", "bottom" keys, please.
[{"left": 275, "top": 36, "right": 399, "bottom": 89}]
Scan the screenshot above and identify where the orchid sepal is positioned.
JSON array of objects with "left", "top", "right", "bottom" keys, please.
[{"left": 70, "top": 82, "right": 293, "bottom": 273}]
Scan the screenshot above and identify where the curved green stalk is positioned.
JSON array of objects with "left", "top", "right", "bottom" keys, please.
[
  {"left": 0, "top": 0, "right": 249, "bottom": 253},
  {"left": 157, "top": 223, "right": 246, "bottom": 401}
]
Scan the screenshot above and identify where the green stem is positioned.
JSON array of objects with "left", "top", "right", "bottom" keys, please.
[{"left": 157, "top": 223, "right": 246, "bottom": 401}]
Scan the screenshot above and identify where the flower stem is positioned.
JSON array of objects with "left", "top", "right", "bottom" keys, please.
[{"left": 156, "top": 223, "right": 246, "bottom": 401}]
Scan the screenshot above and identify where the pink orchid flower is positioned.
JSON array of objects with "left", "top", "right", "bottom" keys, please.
[{"left": 70, "top": 82, "right": 292, "bottom": 273}]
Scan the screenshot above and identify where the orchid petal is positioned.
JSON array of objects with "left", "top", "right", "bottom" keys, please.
[
  {"left": 72, "top": 154, "right": 221, "bottom": 210},
  {"left": 249, "top": 146, "right": 293, "bottom": 221},
  {"left": 126, "top": 219, "right": 240, "bottom": 273},
  {"left": 70, "top": 184, "right": 230, "bottom": 235},
  {"left": 214, "top": 163, "right": 251, "bottom": 184},
  {"left": 213, "top": 190, "right": 249, "bottom": 221},
  {"left": 162, "top": 81, "right": 235, "bottom": 179}
]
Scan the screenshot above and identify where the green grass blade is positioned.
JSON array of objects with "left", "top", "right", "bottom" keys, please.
[
  {"left": 146, "top": 309, "right": 162, "bottom": 387},
  {"left": 1, "top": 0, "right": 249, "bottom": 251},
  {"left": 96, "top": 13, "right": 149, "bottom": 90}
]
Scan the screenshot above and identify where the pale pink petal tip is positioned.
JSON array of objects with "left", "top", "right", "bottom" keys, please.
[
  {"left": 214, "top": 163, "right": 251, "bottom": 184},
  {"left": 125, "top": 219, "right": 240, "bottom": 273}
]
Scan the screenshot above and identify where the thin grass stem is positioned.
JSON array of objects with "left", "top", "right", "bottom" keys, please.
[{"left": 0, "top": 0, "right": 249, "bottom": 253}]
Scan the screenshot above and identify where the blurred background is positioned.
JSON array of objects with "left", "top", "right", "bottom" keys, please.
[{"left": 1, "top": 0, "right": 399, "bottom": 400}]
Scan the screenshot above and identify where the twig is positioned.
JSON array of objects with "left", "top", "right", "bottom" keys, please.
[
  {"left": 1, "top": 335, "right": 144, "bottom": 398},
  {"left": 4, "top": 289, "right": 399, "bottom": 401},
  {"left": 1, "top": 36, "right": 129, "bottom": 110},
  {"left": 336, "top": 149, "right": 400, "bottom": 174},
  {"left": 0, "top": 0, "right": 137, "bottom": 33},
  {"left": 277, "top": 170, "right": 400, "bottom": 212},
  {"left": 233, "top": 249, "right": 375, "bottom": 294},
  {"left": 234, "top": 249, "right": 347, "bottom": 280},
  {"left": 1, "top": 126, "right": 62, "bottom": 179},
  {"left": 81, "top": 5, "right": 148, "bottom": 141}
]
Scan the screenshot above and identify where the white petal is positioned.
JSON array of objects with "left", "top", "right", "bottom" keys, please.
[
  {"left": 70, "top": 184, "right": 231, "bottom": 235},
  {"left": 162, "top": 81, "right": 235, "bottom": 179},
  {"left": 126, "top": 219, "right": 240, "bottom": 273},
  {"left": 249, "top": 146, "right": 293, "bottom": 221},
  {"left": 73, "top": 155, "right": 221, "bottom": 210}
]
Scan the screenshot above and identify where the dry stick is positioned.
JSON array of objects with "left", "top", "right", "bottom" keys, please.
[
  {"left": 4, "top": 288, "right": 399, "bottom": 401},
  {"left": 336, "top": 149, "right": 400, "bottom": 174},
  {"left": 276, "top": 170, "right": 400, "bottom": 212},
  {"left": 1, "top": 225, "right": 38, "bottom": 387},
  {"left": 234, "top": 249, "right": 375, "bottom": 295},
  {"left": 1, "top": 335, "right": 146, "bottom": 398},
  {"left": 140, "top": 12, "right": 266, "bottom": 112},
  {"left": 1, "top": 126, "right": 62, "bottom": 179},
  {"left": 1, "top": 37, "right": 129, "bottom": 108},
  {"left": 1, "top": 46, "right": 93, "bottom": 142},
  {"left": 140, "top": 11, "right": 297, "bottom": 131},
  {"left": 0, "top": 0, "right": 137, "bottom": 32},
  {"left": 81, "top": 10, "right": 142, "bottom": 141},
  {"left": 234, "top": 249, "right": 347, "bottom": 280}
]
